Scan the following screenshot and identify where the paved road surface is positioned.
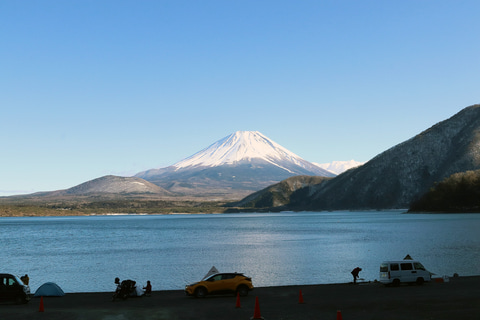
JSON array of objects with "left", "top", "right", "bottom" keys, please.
[{"left": 1, "top": 276, "right": 479, "bottom": 320}]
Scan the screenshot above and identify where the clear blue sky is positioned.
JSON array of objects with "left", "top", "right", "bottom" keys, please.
[{"left": 1, "top": 1, "right": 479, "bottom": 196}]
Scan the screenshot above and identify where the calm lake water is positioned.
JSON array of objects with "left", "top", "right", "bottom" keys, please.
[{"left": 1, "top": 211, "right": 479, "bottom": 293}]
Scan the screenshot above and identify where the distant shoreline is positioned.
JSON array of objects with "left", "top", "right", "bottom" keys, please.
[
  {"left": 3, "top": 209, "right": 480, "bottom": 218},
  {"left": 0, "top": 198, "right": 230, "bottom": 217}
]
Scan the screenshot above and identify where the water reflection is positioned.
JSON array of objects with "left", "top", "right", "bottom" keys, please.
[{"left": 1, "top": 211, "right": 479, "bottom": 292}]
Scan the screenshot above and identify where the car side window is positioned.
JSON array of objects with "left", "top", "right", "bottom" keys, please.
[
  {"left": 222, "top": 274, "right": 234, "bottom": 280},
  {"left": 390, "top": 263, "right": 399, "bottom": 271},
  {"left": 211, "top": 275, "right": 223, "bottom": 281}
]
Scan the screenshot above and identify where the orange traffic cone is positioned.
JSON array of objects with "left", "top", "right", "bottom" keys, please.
[
  {"left": 235, "top": 292, "right": 241, "bottom": 308},
  {"left": 336, "top": 310, "right": 343, "bottom": 320},
  {"left": 251, "top": 296, "right": 264, "bottom": 319},
  {"left": 39, "top": 296, "right": 45, "bottom": 312},
  {"left": 298, "top": 289, "right": 305, "bottom": 304}
]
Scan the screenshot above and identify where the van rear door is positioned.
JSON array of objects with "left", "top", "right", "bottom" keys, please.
[{"left": 379, "top": 262, "right": 389, "bottom": 282}]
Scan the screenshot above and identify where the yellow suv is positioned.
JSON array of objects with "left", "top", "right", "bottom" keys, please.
[{"left": 185, "top": 273, "right": 253, "bottom": 298}]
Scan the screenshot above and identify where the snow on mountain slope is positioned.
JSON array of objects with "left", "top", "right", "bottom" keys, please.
[
  {"left": 314, "top": 160, "right": 365, "bottom": 175},
  {"left": 173, "top": 131, "right": 317, "bottom": 173}
]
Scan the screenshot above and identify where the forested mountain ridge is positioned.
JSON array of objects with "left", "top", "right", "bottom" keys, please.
[
  {"left": 296, "top": 104, "right": 480, "bottom": 210},
  {"left": 409, "top": 169, "right": 480, "bottom": 212}
]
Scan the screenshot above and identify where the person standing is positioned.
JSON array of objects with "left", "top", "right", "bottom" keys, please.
[
  {"left": 351, "top": 267, "right": 362, "bottom": 284},
  {"left": 21, "top": 274, "right": 29, "bottom": 285}
]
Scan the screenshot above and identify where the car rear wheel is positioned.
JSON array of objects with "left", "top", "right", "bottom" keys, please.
[
  {"left": 237, "top": 285, "right": 249, "bottom": 297},
  {"left": 195, "top": 287, "right": 207, "bottom": 298}
]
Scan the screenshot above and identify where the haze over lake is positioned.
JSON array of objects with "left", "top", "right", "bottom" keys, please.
[{"left": 2, "top": 211, "right": 479, "bottom": 293}]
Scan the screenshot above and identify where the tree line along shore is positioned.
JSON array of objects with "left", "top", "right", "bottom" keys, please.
[{"left": 0, "top": 198, "right": 232, "bottom": 217}]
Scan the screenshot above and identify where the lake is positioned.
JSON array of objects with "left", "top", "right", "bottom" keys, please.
[{"left": 1, "top": 211, "right": 479, "bottom": 293}]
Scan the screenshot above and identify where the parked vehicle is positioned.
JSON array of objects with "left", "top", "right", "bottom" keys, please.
[
  {"left": 112, "top": 279, "right": 137, "bottom": 300},
  {"left": 185, "top": 273, "right": 254, "bottom": 298},
  {"left": 0, "top": 273, "right": 31, "bottom": 304},
  {"left": 379, "top": 260, "right": 431, "bottom": 286}
]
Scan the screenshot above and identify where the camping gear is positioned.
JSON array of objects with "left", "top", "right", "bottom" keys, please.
[
  {"left": 112, "top": 279, "right": 137, "bottom": 300},
  {"left": 34, "top": 282, "right": 65, "bottom": 297}
]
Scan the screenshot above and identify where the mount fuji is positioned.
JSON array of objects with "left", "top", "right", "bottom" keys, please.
[{"left": 136, "top": 131, "right": 334, "bottom": 198}]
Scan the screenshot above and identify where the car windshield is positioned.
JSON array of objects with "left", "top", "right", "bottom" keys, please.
[{"left": 14, "top": 275, "right": 23, "bottom": 284}]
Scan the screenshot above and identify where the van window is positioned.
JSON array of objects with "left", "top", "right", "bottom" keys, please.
[
  {"left": 400, "top": 263, "right": 413, "bottom": 270},
  {"left": 390, "top": 263, "right": 399, "bottom": 271},
  {"left": 414, "top": 262, "right": 426, "bottom": 271},
  {"left": 380, "top": 263, "right": 388, "bottom": 272}
]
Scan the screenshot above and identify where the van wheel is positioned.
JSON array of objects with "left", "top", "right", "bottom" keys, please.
[
  {"left": 416, "top": 277, "right": 424, "bottom": 285},
  {"left": 392, "top": 279, "right": 400, "bottom": 287}
]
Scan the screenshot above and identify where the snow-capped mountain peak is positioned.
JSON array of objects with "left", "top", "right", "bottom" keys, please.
[
  {"left": 173, "top": 131, "right": 311, "bottom": 173},
  {"left": 135, "top": 130, "right": 334, "bottom": 196},
  {"left": 314, "top": 160, "right": 366, "bottom": 175}
]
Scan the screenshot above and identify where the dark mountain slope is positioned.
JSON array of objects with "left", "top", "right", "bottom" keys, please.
[{"left": 288, "top": 104, "right": 480, "bottom": 210}]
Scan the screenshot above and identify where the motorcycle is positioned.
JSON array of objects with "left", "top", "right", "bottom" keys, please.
[{"left": 112, "top": 279, "right": 137, "bottom": 301}]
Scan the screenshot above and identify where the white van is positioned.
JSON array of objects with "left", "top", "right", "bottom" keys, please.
[{"left": 379, "top": 260, "right": 431, "bottom": 286}]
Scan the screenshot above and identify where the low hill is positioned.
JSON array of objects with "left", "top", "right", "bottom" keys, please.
[
  {"left": 27, "top": 175, "right": 174, "bottom": 198},
  {"left": 64, "top": 175, "right": 173, "bottom": 195},
  {"left": 228, "top": 175, "right": 332, "bottom": 209}
]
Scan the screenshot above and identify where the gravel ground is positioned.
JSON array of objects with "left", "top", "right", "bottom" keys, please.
[{"left": 1, "top": 276, "right": 479, "bottom": 320}]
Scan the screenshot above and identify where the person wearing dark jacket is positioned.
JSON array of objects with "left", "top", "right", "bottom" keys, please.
[{"left": 351, "top": 267, "right": 362, "bottom": 284}]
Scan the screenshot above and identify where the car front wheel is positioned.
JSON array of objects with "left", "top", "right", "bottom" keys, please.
[{"left": 195, "top": 287, "right": 207, "bottom": 298}]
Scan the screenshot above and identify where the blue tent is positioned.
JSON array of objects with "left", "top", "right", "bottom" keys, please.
[{"left": 34, "top": 282, "right": 65, "bottom": 297}]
